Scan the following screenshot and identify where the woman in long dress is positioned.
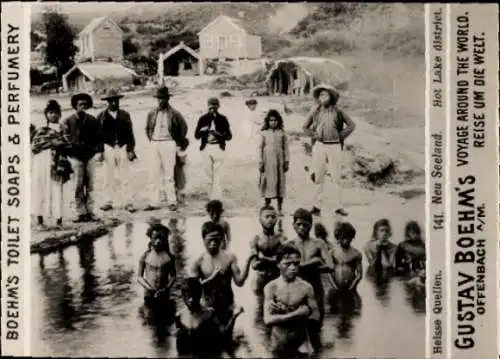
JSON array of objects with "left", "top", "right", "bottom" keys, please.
[
  {"left": 32, "top": 100, "right": 72, "bottom": 227},
  {"left": 259, "top": 109, "right": 289, "bottom": 215}
]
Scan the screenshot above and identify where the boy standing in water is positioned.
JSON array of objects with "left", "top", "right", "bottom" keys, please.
[
  {"left": 285, "top": 208, "right": 333, "bottom": 351},
  {"left": 191, "top": 221, "right": 255, "bottom": 333},
  {"left": 396, "top": 220, "right": 426, "bottom": 275},
  {"left": 250, "top": 205, "right": 287, "bottom": 295},
  {"left": 206, "top": 200, "right": 231, "bottom": 249},
  {"left": 329, "top": 222, "right": 363, "bottom": 292},
  {"left": 138, "top": 223, "right": 176, "bottom": 313},
  {"left": 263, "top": 243, "right": 320, "bottom": 358}
]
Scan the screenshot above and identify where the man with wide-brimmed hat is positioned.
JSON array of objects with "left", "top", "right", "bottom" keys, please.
[
  {"left": 145, "top": 86, "right": 188, "bottom": 211},
  {"left": 302, "top": 84, "right": 355, "bottom": 217},
  {"left": 194, "top": 97, "right": 233, "bottom": 200},
  {"left": 61, "top": 92, "right": 104, "bottom": 222},
  {"left": 96, "top": 88, "right": 137, "bottom": 213}
]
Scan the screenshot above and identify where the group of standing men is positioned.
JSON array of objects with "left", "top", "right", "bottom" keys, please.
[
  {"left": 59, "top": 85, "right": 234, "bottom": 222},
  {"left": 55, "top": 81, "right": 355, "bottom": 223}
]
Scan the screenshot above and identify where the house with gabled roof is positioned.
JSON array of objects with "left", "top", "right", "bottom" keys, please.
[
  {"left": 76, "top": 16, "right": 124, "bottom": 62},
  {"left": 158, "top": 41, "right": 200, "bottom": 77},
  {"left": 198, "top": 14, "right": 262, "bottom": 74}
]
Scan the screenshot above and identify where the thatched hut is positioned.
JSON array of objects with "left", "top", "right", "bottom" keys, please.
[{"left": 266, "top": 57, "right": 349, "bottom": 96}]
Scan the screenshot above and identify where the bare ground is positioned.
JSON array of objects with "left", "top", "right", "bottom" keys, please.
[{"left": 31, "top": 63, "right": 424, "bottom": 252}]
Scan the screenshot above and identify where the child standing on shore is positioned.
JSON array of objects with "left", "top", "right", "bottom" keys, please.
[
  {"left": 259, "top": 109, "right": 289, "bottom": 216},
  {"left": 32, "top": 100, "right": 72, "bottom": 228}
]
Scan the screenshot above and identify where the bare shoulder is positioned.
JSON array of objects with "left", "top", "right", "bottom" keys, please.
[
  {"left": 351, "top": 247, "right": 362, "bottom": 259},
  {"left": 263, "top": 278, "right": 279, "bottom": 295},
  {"left": 221, "top": 219, "right": 230, "bottom": 229},
  {"left": 296, "top": 278, "right": 314, "bottom": 294}
]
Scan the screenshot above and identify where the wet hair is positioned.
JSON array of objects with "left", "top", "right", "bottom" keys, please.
[
  {"left": 262, "top": 109, "right": 284, "bottom": 131},
  {"left": 259, "top": 205, "right": 277, "bottom": 215},
  {"left": 181, "top": 277, "right": 202, "bottom": 300},
  {"left": 206, "top": 200, "right": 224, "bottom": 214},
  {"left": 371, "top": 218, "right": 392, "bottom": 241},
  {"left": 404, "top": 220, "right": 423, "bottom": 242},
  {"left": 293, "top": 208, "right": 313, "bottom": 224},
  {"left": 334, "top": 221, "right": 356, "bottom": 240},
  {"left": 146, "top": 223, "right": 173, "bottom": 256},
  {"left": 44, "top": 99, "right": 61, "bottom": 116},
  {"left": 276, "top": 243, "right": 301, "bottom": 263},
  {"left": 201, "top": 221, "right": 225, "bottom": 239},
  {"left": 314, "top": 222, "right": 328, "bottom": 240}
]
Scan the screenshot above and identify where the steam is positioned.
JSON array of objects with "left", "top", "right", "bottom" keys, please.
[{"left": 267, "top": 3, "right": 311, "bottom": 34}]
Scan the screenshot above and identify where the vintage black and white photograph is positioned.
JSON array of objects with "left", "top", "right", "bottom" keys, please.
[{"left": 29, "top": 3, "right": 426, "bottom": 358}]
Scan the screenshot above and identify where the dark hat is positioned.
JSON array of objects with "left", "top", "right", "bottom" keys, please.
[
  {"left": 154, "top": 86, "right": 171, "bottom": 99},
  {"left": 71, "top": 92, "right": 93, "bottom": 110},
  {"left": 101, "top": 87, "right": 124, "bottom": 101},
  {"left": 207, "top": 97, "right": 220, "bottom": 107},
  {"left": 312, "top": 84, "right": 339, "bottom": 102},
  {"left": 245, "top": 98, "right": 257, "bottom": 106},
  {"left": 44, "top": 99, "right": 61, "bottom": 114}
]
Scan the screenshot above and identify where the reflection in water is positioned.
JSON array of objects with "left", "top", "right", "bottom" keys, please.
[
  {"left": 32, "top": 217, "right": 425, "bottom": 358},
  {"left": 38, "top": 250, "right": 76, "bottom": 331},
  {"left": 402, "top": 277, "right": 426, "bottom": 314},
  {"left": 365, "top": 266, "right": 394, "bottom": 307},
  {"left": 327, "top": 290, "right": 363, "bottom": 340}
]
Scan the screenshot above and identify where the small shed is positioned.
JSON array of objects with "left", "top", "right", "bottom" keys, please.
[
  {"left": 158, "top": 42, "right": 199, "bottom": 77},
  {"left": 62, "top": 62, "right": 138, "bottom": 93},
  {"left": 266, "top": 57, "right": 350, "bottom": 96}
]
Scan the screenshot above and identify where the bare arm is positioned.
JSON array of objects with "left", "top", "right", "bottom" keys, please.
[
  {"left": 231, "top": 254, "right": 254, "bottom": 287},
  {"left": 137, "top": 252, "right": 154, "bottom": 291},
  {"left": 263, "top": 283, "right": 311, "bottom": 326},
  {"left": 190, "top": 257, "right": 219, "bottom": 286},
  {"left": 348, "top": 254, "right": 363, "bottom": 291},
  {"left": 223, "top": 220, "right": 231, "bottom": 244},
  {"left": 364, "top": 242, "right": 377, "bottom": 266}
]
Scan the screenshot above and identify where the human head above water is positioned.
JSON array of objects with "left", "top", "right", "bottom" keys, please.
[
  {"left": 259, "top": 205, "right": 278, "bottom": 230},
  {"left": 334, "top": 221, "right": 356, "bottom": 248},
  {"left": 293, "top": 208, "right": 313, "bottom": 238},
  {"left": 206, "top": 200, "right": 224, "bottom": 221},
  {"left": 201, "top": 221, "right": 225, "bottom": 254},
  {"left": 146, "top": 223, "right": 171, "bottom": 252},
  {"left": 371, "top": 218, "right": 392, "bottom": 241},
  {"left": 276, "top": 243, "right": 302, "bottom": 280},
  {"left": 404, "top": 220, "right": 422, "bottom": 242}
]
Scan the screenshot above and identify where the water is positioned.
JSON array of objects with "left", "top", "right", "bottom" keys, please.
[{"left": 31, "top": 216, "right": 425, "bottom": 358}]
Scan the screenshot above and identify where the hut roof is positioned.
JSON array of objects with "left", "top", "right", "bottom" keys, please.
[
  {"left": 266, "top": 57, "right": 350, "bottom": 91},
  {"left": 62, "top": 62, "right": 138, "bottom": 81},
  {"left": 160, "top": 42, "right": 199, "bottom": 61},
  {"left": 78, "top": 16, "right": 122, "bottom": 37},
  {"left": 199, "top": 15, "right": 260, "bottom": 36}
]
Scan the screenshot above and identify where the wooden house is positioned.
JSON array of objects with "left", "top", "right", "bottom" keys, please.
[
  {"left": 158, "top": 42, "right": 199, "bottom": 77},
  {"left": 198, "top": 15, "right": 262, "bottom": 74},
  {"left": 76, "top": 16, "right": 124, "bottom": 62}
]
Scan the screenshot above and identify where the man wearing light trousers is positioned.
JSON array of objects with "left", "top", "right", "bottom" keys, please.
[
  {"left": 145, "top": 86, "right": 188, "bottom": 211},
  {"left": 194, "top": 97, "right": 233, "bottom": 200},
  {"left": 97, "top": 88, "right": 138, "bottom": 213}
]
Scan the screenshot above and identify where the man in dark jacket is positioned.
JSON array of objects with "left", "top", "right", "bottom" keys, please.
[
  {"left": 61, "top": 93, "right": 104, "bottom": 222},
  {"left": 97, "top": 88, "right": 137, "bottom": 213},
  {"left": 145, "top": 86, "right": 188, "bottom": 211},
  {"left": 194, "top": 97, "right": 232, "bottom": 200}
]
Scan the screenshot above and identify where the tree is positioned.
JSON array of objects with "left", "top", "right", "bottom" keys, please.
[
  {"left": 43, "top": 10, "right": 78, "bottom": 79},
  {"left": 123, "top": 35, "right": 139, "bottom": 56}
]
